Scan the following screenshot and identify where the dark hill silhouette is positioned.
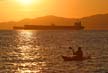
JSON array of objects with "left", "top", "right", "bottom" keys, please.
[
  {"left": 0, "top": 21, "right": 16, "bottom": 29},
  {"left": 17, "top": 15, "right": 77, "bottom": 26},
  {"left": 81, "top": 14, "right": 108, "bottom": 30},
  {"left": 0, "top": 14, "right": 108, "bottom": 30}
]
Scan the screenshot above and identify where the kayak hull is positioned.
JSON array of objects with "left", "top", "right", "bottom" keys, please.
[{"left": 62, "top": 56, "right": 91, "bottom": 61}]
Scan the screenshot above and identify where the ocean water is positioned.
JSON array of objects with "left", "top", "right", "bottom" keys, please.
[{"left": 0, "top": 30, "right": 108, "bottom": 73}]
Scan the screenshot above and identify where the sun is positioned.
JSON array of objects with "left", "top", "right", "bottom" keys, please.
[
  {"left": 16, "top": 0, "right": 42, "bottom": 6},
  {"left": 18, "top": 0, "right": 33, "bottom": 5}
]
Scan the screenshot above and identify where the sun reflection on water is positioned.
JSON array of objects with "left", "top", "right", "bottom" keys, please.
[
  {"left": 19, "top": 30, "right": 33, "bottom": 38},
  {"left": 16, "top": 30, "right": 46, "bottom": 73}
]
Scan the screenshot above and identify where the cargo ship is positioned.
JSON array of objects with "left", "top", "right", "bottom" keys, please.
[{"left": 13, "top": 21, "right": 84, "bottom": 30}]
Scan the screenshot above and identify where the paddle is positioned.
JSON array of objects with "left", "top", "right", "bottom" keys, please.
[{"left": 69, "top": 47, "right": 75, "bottom": 55}]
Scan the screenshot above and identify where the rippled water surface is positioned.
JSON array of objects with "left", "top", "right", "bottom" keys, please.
[{"left": 0, "top": 30, "right": 108, "bottom": 73}]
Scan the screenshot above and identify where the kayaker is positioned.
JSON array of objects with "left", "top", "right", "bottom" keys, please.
[{"left": 69, "top": 47, "right": 83, "bottom": 58}]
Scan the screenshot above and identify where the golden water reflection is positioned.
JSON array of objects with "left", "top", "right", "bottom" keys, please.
[
  {"left": 17, "top": 62, "right": 46, "bottom": 73},
  {"left": 16, "top": 30, "right": 47, "bottom": 73}
]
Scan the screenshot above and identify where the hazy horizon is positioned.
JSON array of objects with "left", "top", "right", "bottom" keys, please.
[{"left": 0, "top": 0, "right": 108, "bottom": 22}]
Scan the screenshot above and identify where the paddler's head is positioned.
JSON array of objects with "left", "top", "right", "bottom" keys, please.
[
  {"left": 69, "top": 47, "right": 72, "bottom": 49},
  {"left": 78, "top": 47, "right": 82, "bottom": 50}
]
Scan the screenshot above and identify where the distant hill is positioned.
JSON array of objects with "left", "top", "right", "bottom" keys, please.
[
  {"left": 0, "top": 14, "right": 108, "bottom": 30},
  {"left": 81, "top": 14, "right": 108, "bottom": 30},
  {"left": 17, "top": 15, "right": 77, "bottom": 26},
  {"left": 0, "top": 21, "right": 16, "bottom": 30}
]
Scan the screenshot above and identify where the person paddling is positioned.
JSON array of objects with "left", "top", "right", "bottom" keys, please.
[{"left": 69, "top": 47, "right": 84, "bottom": 58}]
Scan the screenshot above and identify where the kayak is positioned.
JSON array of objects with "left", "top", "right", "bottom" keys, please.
[{"left": 62, "top": 55, "right": 91, "bottom": 61}]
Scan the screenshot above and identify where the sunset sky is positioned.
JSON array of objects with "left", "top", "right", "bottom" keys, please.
[{"left": 0, "top": 0, "right": 108, "bottom": 22}]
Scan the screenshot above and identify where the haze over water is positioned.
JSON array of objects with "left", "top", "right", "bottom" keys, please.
[{"left": 0, "top": 30, "right": 108, "bottom": 73}]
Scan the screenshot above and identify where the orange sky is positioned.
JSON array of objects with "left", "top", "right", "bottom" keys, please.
[{"left": 0, "top": 0, "right": 108, "bottom": 22}]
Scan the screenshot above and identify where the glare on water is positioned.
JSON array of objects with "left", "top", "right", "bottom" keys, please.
[{"left": 0, "top": 30, "right": 108, "bottom": 73}]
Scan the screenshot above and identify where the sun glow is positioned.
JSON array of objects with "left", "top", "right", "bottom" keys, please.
[
  {"left": 17, "top": 0, "right": 35, "bottom": 6},
  {"left": 20, "top": 0, "right": 32, "bottom": 5}
]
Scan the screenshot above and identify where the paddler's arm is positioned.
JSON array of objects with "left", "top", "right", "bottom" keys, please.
[
  {"left": 72, "top": 49, "right": 75, "bottom": 55},
  {"left": 69, "top": 47, "right": 76, "bottom": 55}
]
